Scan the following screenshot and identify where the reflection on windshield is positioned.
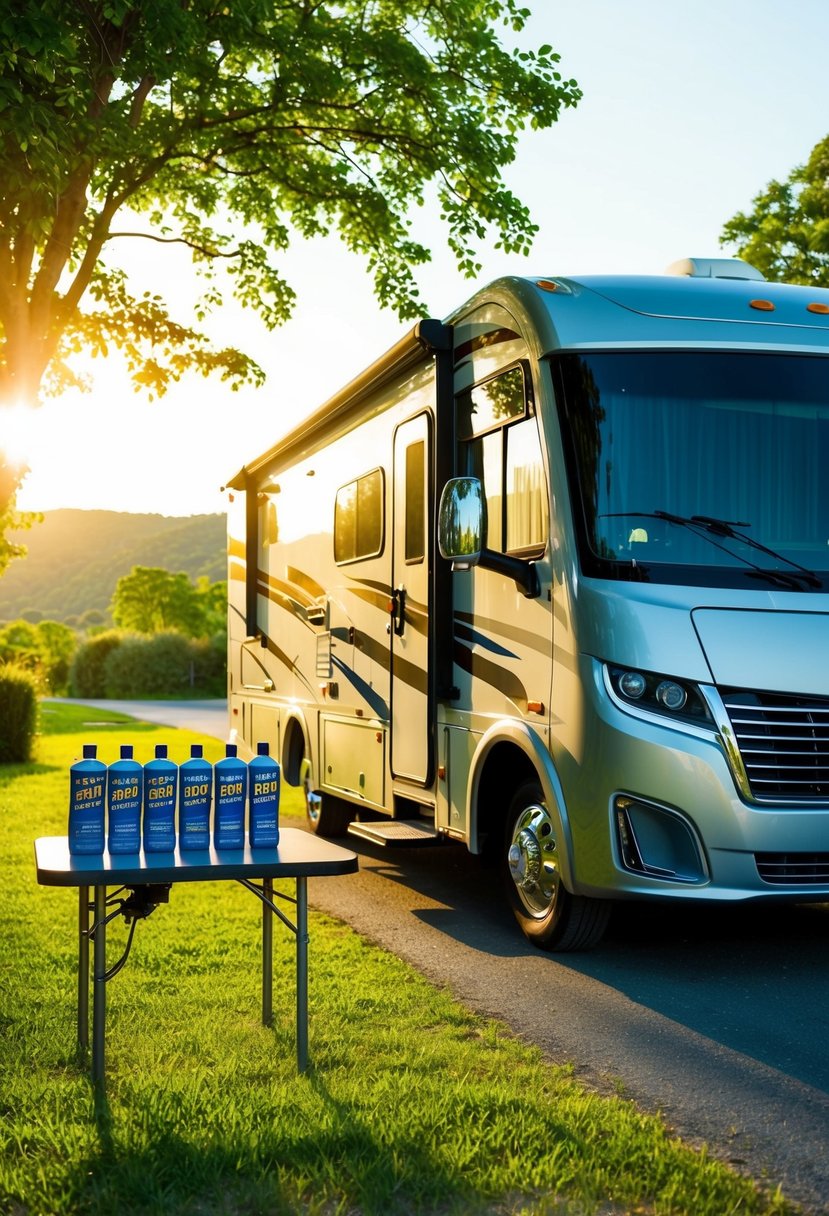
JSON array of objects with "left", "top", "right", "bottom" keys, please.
[{"left": 556, "top": 352, "right": 829, "bottom": 589}]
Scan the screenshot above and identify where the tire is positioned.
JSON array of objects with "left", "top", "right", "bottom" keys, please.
[
  {"left": 503, "top": 779, "right": 610, "bottom": 951},
  {"left": 306, "top": 789, "right": 352, "bottom": 837}
]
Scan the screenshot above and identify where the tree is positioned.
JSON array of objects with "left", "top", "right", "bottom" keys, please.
[
  {"left": 0, "top": 0, "right": 580, "bottom": 520},
  {"left": 195, "top": 576, "right": 227, "bottom": 638},
  {"left": 720, "top": 135, "right": 829, "bottom": 285},
  {"left": 110, "top": 566, "right": 206, "bottom": 636},
  {"left": 0, "top": 616, "right": 76, "bottom": 690},
  {"left": 0, "top": 455, "right": 38, "bottom": 578}
]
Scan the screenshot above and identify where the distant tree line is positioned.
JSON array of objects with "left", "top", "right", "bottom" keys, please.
[{"left": 0, "top": 565, "right": 226, "bottom": 700}]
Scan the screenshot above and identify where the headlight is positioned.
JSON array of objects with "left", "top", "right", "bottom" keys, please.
[{"left": 606, "top": 664, "right": 712, "bottom": 726}]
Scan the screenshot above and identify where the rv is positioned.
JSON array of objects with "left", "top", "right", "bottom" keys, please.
[{"left": 226, "top": 258, "right": 829, "bottom": 950}]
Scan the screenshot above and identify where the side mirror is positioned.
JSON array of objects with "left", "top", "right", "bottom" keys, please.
[
  {"left": 438, "top": 476, "right": 541, "bottom": 599},
  {"left": 438, "top": 477, "right": 485, "bottom": 568}
]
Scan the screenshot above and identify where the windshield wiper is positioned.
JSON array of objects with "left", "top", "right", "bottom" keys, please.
[
  {"left": 600, "top": 510, "right": 822, "bottom": 588},
  {"left": 652, "top": 512, "right": 821, "bottom": 587}
]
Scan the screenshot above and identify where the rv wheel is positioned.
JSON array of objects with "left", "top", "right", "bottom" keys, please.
[
  {"left": 306, "top": 789, "right": 351, "bottom": 837},
  {"left": 503, "top": 780, "right": 609, "bottom": 951}
]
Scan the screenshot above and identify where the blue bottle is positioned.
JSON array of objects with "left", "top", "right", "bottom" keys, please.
[
  {"left": 107, "top": 744, "right": 142, "bottom": 854},
  {"left": 179, "top": 744, "right": 212, "bottom": 851},
  {"left": 143, "top": 744, "right": 177, "bottom": 852},
  {"left": 68, "top": 744, "right": 106, "bottom": 855},
  {"left": 248, "top": 742, "right": 280, "bottom": 849},
  {"left": 213, "top": 743, "right": 247, "bottom": 850}
]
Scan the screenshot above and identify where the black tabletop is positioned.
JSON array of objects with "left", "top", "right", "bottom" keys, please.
[{"left": 35, "top": 829, "right": 358, "bottom": 887}]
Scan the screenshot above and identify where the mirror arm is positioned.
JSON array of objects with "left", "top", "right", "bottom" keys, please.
[{"left": 478, "top": 548, "right": 540, "bottom": 598}]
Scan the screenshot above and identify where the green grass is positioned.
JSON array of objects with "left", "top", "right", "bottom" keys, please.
[{"left": 0, "top": 704, "right": 799, "bottom": 1215}]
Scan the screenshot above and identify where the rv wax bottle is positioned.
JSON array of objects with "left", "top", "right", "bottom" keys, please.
[
  {"left": 248, "top": 741, "right": 280, "bottom": 848},
  {"left": 213, "top": 743, "right": 247, "bottom": 850},
  {"left": 143, "top": 744, "right": 177, "bottom": 852},
  {"left": 107, "top": 744, "right": 142, "bottom": 854},
  {"left": 179, "top": 744, "right": 212, "bottom": 850},
  {"left": 68, "top": 744, "right": 106, "bottom": 855}
]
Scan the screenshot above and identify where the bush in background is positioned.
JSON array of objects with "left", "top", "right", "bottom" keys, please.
[
  {"left": 0, "top": 619, "right": 77, "bottom": 694},
  {"left": 103, "top": 632, "right": 226, "bottom": 698},
  {"left": 189, "top": 634, "right": 227, "bottom": 697},
  {"left": 69, "top": 630, "right": 124, "bottom": 697},
  {"left": 0, "top": 664, "right": 38, "bottom": 763}
]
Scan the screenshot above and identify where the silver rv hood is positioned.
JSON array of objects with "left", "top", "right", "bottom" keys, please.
[{"left": 692, "top": 609, "right": 829, "bottom": 695}]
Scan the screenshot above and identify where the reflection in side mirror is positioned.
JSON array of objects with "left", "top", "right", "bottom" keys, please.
[{"left": 438, "top": 477, "right": 485, "bottom": 569}]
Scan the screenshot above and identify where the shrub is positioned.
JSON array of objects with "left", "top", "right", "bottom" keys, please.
[
  {"left": 69, "top": 630, "right": 125, "bottom": 697},
  {"left": 103, "top": 632, "right": 227, "bottom": 698},
  {"left": 0, "top": 664, "right": 38, "bottom": 763},
  {"left": 190, "top": 634, "right": 227, "bottom": 697}
]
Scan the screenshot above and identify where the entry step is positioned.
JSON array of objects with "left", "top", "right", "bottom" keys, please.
[{"left": 347, "top": 820, "right": 441, "bottom": 848}]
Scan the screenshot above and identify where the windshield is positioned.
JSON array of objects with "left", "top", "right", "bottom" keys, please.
[{"left": 554, "top": 351, "right": 829, "bottom": 589}]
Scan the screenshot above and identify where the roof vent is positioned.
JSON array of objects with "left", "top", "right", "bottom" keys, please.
[{"left": 665, "top": 257, "right": 765, "bottom": 281}]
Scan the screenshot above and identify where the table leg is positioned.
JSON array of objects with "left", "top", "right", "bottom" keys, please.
[
  {"left": 91, "top": 885, "right": 107, "bottom": 1090},
  {"left": 262, "top": 877, "right": 273, "bottom": 1027},
  {"left": 296, "top": 876, "right": 309, "bottom": 1073},
  {"left": 78, "top": 886, "right": 89, "bottom": 1051}
]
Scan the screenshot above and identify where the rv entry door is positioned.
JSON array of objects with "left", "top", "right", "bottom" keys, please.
[{"left": 390, "top": 413, "right": 432, "bottom": 784}]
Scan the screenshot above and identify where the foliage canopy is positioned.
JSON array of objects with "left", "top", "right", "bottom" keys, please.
[
  {"left": 0, "top": 0, "right": 579, "bottom": 411},
  {"left": 110, "top": 565, "right": 225, "bottom": 637},
  {"left": 0, "top": 0, "right": 579, "bottom": 574},
  {"left": 720, "top": 134, "right": 829, "bottom": 285}
]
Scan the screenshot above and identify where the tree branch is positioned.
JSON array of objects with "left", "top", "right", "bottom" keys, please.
[{"left": 105, "top": 231, "right": 243, "bottom": 258}]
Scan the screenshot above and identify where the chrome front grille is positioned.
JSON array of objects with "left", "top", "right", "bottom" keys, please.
[
  {"left": 721, "top": 688, "right": 829, "bottom": 801},
  {"left": 755, "top": 852, "right": 829, "bottom": 884}
]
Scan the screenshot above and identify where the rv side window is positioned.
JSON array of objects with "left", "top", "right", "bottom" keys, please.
[
  {"left": 405, "top": 440, "right": 426, "bottom": 563},
  {"left": 459, "top": 367, "right": 546, "bottom": 555},
  {"left": 457, "top": 365, "right": 526, "bottom": 439},
  {"left": 334, "top": 469, "right": 385, "bottom": 563},
  {"left": 505, "top": 419, "right": 547, "bottom": 551}
]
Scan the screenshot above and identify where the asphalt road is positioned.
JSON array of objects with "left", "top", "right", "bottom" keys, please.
[
  {"left": 51, "top": 697, "right": 229, "bottom": 740},
  {"left": 307, "top": 842, "right": 829, "bottom": 1214},
  {"left": 59, "top": 699, "right": 829, "bottom": 1211}
]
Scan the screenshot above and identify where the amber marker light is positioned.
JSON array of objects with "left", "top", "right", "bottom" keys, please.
[
  {"left": 807, "top": 302, "right": 829, "bottom": 314},
  {"left": 536, "top": 279, "right": 559, "bottom": 292},
  {"left": 749, "top": 299, "right": 775, "bottom": 311}
]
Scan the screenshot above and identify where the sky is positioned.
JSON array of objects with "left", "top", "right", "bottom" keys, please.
[{"left": 10, "top": 0, "right": 829, "bottom": 518}]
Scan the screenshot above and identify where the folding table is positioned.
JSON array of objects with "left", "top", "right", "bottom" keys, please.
[{"left": 34, "top": 830, "right": 358, "bottom": 1091}]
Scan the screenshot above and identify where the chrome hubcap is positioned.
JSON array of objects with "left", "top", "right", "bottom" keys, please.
[{"left": 507, "top": 802, "right": 560, "bottom": 918}]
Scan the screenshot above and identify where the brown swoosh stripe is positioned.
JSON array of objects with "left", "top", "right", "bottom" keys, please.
[
  {"left": 453, "top": 641, "right": 528, "bottom": 712},
  {"left": 454, "top": 610, "right": 549, "bottom": 657}
]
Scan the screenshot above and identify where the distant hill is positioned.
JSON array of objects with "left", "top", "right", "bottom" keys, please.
[{"left": 0, "top": 510, "right": 226, "bottom": 624}]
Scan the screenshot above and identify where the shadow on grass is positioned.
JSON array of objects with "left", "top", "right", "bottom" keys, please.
[
  {"left": 74, "top": 1104, "right": 488, "bottom": 1216},
  {"left": 0, "top": 760, "right": 60, "bottom": 781},
  {"left": 74, "top": 1079, "right": 496, "bottom": 1216}
]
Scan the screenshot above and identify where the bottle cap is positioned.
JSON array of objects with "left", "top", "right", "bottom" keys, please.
[
  {"left": 155, "top": 744, "right": 168, "bottom": 758},
  {"left": 257, "top": 741, "right": 270, "bottom": 756},
  {"left": 120, "top": 745, "right": 133, "bottom": 759},
  {"left": 82, "top": 744, "right": 97, "bottom": 759},
  {"left": 226, "top": 743, "right": 238, "bottom": 757},
  {"left": 191, "top": 744, "right": 203, "bottom": 758}
]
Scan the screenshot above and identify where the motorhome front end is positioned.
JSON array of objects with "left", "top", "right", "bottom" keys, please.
[{"left": 227, "top": 260, "right": 829, "bottom": 950}]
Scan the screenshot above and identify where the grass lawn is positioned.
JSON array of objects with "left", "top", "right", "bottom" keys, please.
[{"left": 0, "top": 704, "right": 798, "bottom": 1215}]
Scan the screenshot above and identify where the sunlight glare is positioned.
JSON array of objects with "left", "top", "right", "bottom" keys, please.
[{"left": 0, "top": 404, "right": 36, "bottom": 471}]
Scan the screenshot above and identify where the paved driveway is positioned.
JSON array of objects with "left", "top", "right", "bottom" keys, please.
[{"left": 48, "top": 698, "right": 228, "bottom": 740}]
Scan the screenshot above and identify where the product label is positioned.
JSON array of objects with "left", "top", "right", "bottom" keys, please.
[
  {"left": 182, "top": 780, "right": 210, "bottom": 804},
  {"left": 147, "top": 777, "right": 175, "bottom": 801},
  {"left": 73, "top": 781, "right": 104, "bottom": 802},
  {"left": 69, "top": 767, "right": 105, "bottom": 854},
  {"left": 110, "top": 783, "right": 139, "bottom": 801}
]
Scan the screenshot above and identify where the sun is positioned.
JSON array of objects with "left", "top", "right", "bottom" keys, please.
[{"left": 0, "top": 404, "right": 37, "bottom": 471}]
